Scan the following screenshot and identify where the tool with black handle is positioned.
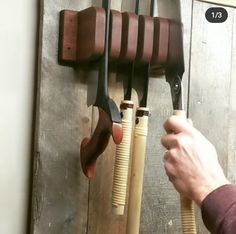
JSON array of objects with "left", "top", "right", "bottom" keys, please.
[
  {"left": 150, "top": 0, "right": 197, "bottom": 232},
  {"left": 80, "top": 0, "right": 122, "bottom": 179}
]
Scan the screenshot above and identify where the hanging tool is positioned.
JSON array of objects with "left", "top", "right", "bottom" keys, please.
[
  {"left": 126, "top": 0, "right": 155, "bottom": 233},
  {"left": 150, "top": 0, "right": 197, "bottom": 232},
  {"left": 80, "top": 0, "right": 123, "bottom": 179},
  {"left": 165, "top": 19, "right": 197, "bottom": 234},
  {"left": 111, "top": 1, "right": 139, "bottom": 216}
]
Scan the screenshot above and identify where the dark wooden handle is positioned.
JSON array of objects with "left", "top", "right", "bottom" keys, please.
[{"left": 80, "top": 108, "right": 123, "bottom": 178}]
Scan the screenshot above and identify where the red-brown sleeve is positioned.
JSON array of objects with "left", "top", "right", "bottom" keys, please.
[{"left": 201, "top": 184, "right": 236, "bottom": 234}]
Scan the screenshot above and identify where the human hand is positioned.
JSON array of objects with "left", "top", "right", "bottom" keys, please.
[{"left": 161, "top": 116, "right": 230, "bottom": 206}]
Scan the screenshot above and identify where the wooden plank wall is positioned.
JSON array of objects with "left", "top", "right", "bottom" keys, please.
[
  {"left": 31, "top": 1, "right": 93, "bottom": 233},
  {"left": 30, "top": 0, "right": 236, "bottom": 233},
  {"left": 189, "top": 2, "right": 236, "bottom": 233}
]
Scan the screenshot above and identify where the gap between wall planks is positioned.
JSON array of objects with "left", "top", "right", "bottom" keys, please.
[{"left": 188, "top": 1, "right": 236, "bottom": 234}]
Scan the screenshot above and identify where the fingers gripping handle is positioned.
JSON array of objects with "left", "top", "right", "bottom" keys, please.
[
  {"left": 127, "top": 107, "right": 149, "bottom": 234},
  {"left": 173, "top": 110, "right": 197, "bottom": 234},
  {"left": 80, "top": 108, "right": 123, "bottom": 178},
  {"left": 112, "top": 100, "right": 134, "bottom": 215}
]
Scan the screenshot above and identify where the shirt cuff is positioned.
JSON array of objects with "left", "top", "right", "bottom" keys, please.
[{"left": 201, "top": 184, "right": 236, "bottom": 234}]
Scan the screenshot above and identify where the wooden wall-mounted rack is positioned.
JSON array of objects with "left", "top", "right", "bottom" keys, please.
[{"left": 58, "top": 6, "right": 173, "bottom": 69}]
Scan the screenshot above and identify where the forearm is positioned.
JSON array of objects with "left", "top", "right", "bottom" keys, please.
[
  {"left": 201, "top": 184, "right": 236, "bottom": 234},
  {"left": 161, "top": 116, "right": 236, "bottom": 233}
]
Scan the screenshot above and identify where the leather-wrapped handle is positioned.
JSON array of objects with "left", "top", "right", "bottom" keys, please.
[
  {"left": 112, "top": 100, "right": 134, "bottom": 215},
  {"left": 127, "top": 107, "right": 149, "bottom": 234},
  {"left": 80, "top": 108, "right": 122, "bottom": 178},
  {"left": 173, "top": 110, "right": 197, "bottom": 234}
]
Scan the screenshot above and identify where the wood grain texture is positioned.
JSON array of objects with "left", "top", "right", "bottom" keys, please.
[
  {"left": 31, "top": 0, "right": 236, "bottom": 234},
  {"left": 151, "top": 17, "right": 169, "bottom": 67},
  {"left": 136, "top": 15, "right": 154, "bottom": 64},
  {"left": 119, "top": 12, "right": 139, "bottom": 62},
  {"left": 226, "top": 9, "right": 236, "bottom": 184},
  {"left": 77, "top": 7, "right": 105, "bottom": 62},
  {"left": 31, "top": 0, "right": 93, "bottom": 233},
  {"left": 189, "top": 2, "right": 236, "bottom": 233},
  {"left": 58, "top": 10, "right": 78, "bottom": 65}
]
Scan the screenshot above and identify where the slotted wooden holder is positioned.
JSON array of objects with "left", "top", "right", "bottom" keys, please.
[{"left": 58, "top": 7, "right": 196, "bottom": 234}]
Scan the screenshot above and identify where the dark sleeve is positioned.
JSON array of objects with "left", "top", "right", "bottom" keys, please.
[{"left": 201, "top": 184, "right": 236, "bottom": 234}]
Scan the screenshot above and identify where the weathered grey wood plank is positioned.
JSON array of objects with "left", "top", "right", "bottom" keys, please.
[
  {"left": 189, "top": 1, "right": 235, "bottom": 233},
  {"left": 226, "top": 8, "right": 236, "bottom": 184},
  {"left": 31, "top": 1, "right": 94, "bottom": 233}
]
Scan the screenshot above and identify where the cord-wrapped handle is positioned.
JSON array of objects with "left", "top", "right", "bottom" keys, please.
[
  {"left": 80, "top": 108, "right": 122, "bottom": 178},
  {"left": 127, "top": 107, "right": 149, "bottom": 234},
  {"left": 173, "top": 110, "right": 197, "bottom": 234},
  {"left": 180, "top": 195, "right": 197, "bottom": 233},
  {"left": 112, "top": 100, "right": 134, "bottom": 215}
]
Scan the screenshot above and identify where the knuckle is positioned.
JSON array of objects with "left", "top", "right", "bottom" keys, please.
[
  {"left": 175, "top": 134, "right": 191, "bottom": 149},
  {"left": 167, "top": 149, "right": 178, "bottom": 163},
  {"left": 171, "top": 153, "right": 178, "bottom": 163},
  {"left": 167, "top": 116, "right": 175, "bottom": 126},
  {"left": 174, "top": 137, "right": 183, "bottom": 148},
  {"left": 164, "top": 116, "right": 175, "bottom": 127}
]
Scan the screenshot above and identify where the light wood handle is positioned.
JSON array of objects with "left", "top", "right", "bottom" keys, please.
[
  {"left": 173, "top": 110, "right": 197, "bottom": 234},
  {"left": 126, "top": 107, "right": 149, "bottom": 234},
  {"left": 180, "top": 195, "right": 197, "bottom": 234},
  {"left": 112, "top": 100, "right": 134, "bottom": 215}
]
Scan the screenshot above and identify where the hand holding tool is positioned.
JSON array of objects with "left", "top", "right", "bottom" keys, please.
[
  {"left": 166, "top": 19, "right": 196, "bottom": 234},
  {"left": 80, "top": 0, "right": 123, "bottom": 179}
]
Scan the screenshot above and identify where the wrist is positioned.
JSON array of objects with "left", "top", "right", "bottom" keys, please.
[{"left": 193, "top": 179, "right": 231, "bottom": 206}]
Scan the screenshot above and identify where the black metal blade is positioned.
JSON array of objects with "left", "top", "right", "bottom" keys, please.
[{"left": 166, "top": 20, "right": 185, "bottom": 110}]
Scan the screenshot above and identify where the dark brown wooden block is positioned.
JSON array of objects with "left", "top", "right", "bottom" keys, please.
[
  {"left": 58, "top": 7, "right": 106, "bottom": 65},
  {"left": 136, "top": 15, "right": 154, "bottom": 64},
  {"left": 109, "top": 10, "right": 122, "bottom": 61},
  {"left": 58, "top": 8, "right": 123, "bottom": 65},
  {"left": 167, "top": 20, "right": 184, "bottom": 69},
  {"left": 58, "top": 10, "right": 78, "bottom": 65},
  {"left": 119, "top": 12, "right": 139, "bottom": 62},
  {"left": 77, "top": 7, "right": 105, "bottom": 62},
  {"left": 151, "top": 17, "right": 169, "bottom": 67}
]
